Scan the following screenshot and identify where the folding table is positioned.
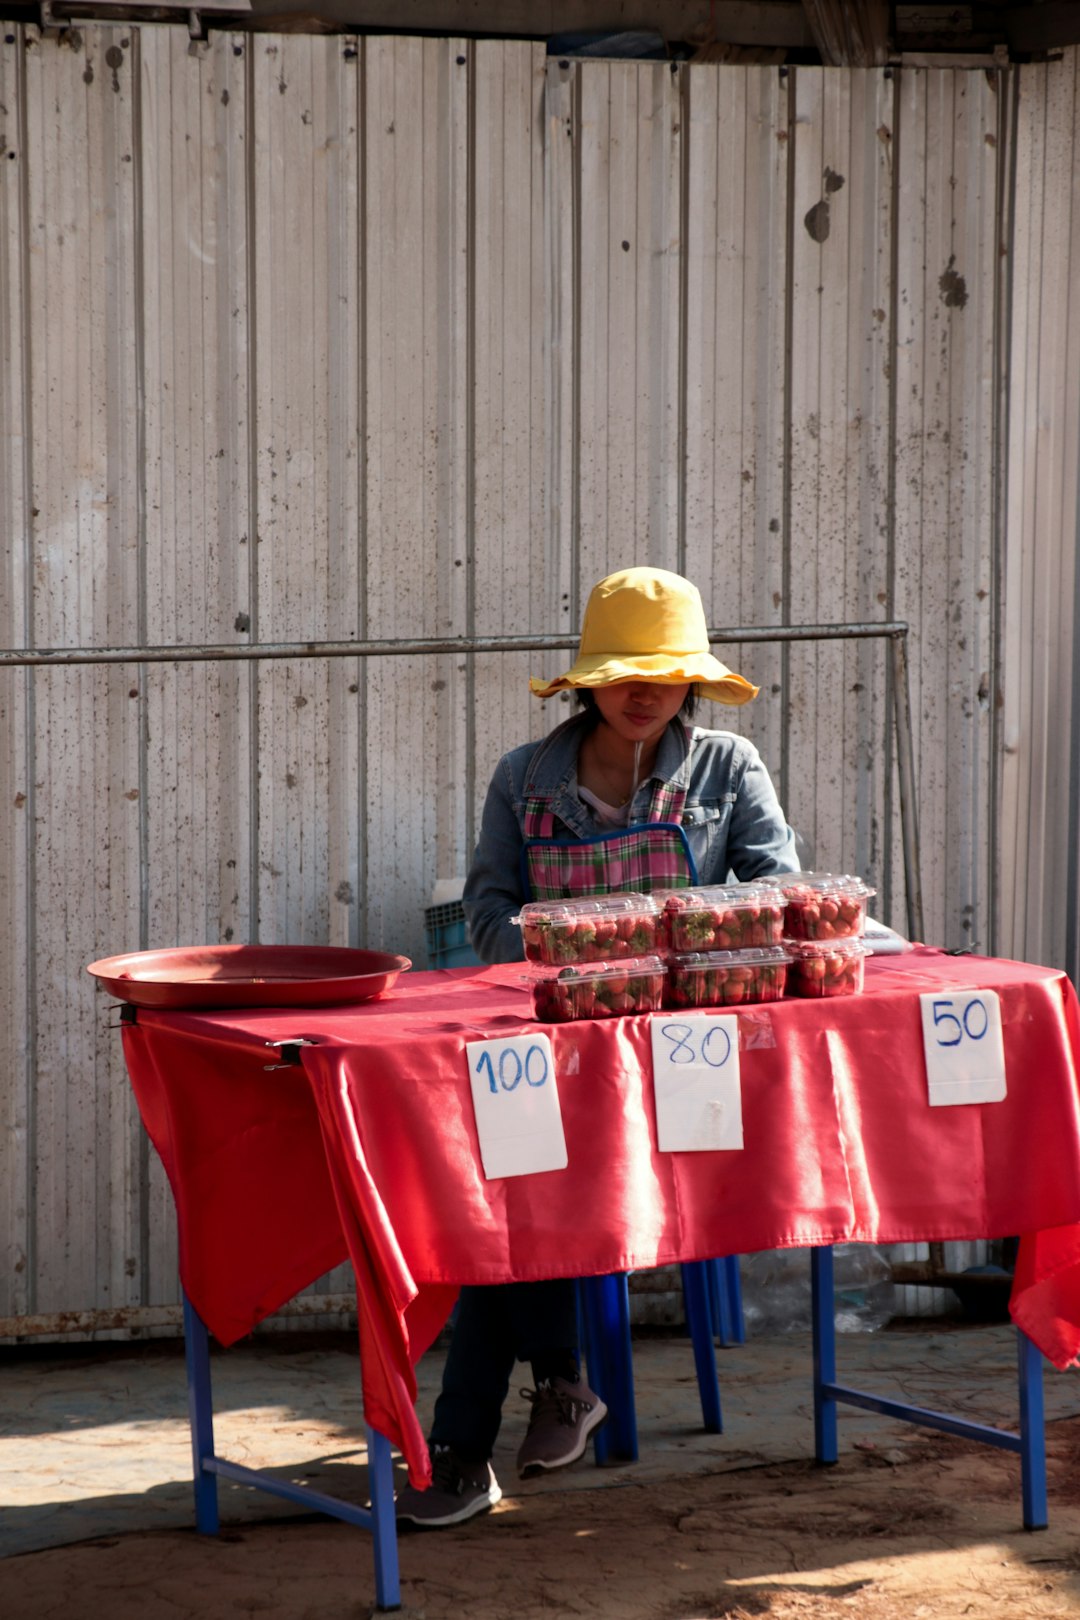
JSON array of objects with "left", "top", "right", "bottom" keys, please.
[{"left": 117, "top": 950, "right": 1080, "bottom": 1612}]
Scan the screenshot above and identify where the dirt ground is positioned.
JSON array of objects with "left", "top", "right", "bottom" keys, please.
[{"left": 4, "top": 1413, "right": 1080, "bottom": 1620}]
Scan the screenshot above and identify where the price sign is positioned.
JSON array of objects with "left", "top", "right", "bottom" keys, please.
[
  {"left": 649, "top": 1014, "right": 743, "bottom": 1153},
  {"left": 919, "top": 990, "right": 1007, "bottom": 1106},
  {"left": 465, "top": 1034, "right": 567, "bottom": 1180}
]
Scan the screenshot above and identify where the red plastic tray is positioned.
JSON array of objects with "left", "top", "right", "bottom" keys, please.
[{"left": 86, "top": 944, "right": 412, "bottom": 1009}]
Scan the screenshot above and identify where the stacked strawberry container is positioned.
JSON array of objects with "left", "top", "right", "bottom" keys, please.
[
  {"left": 656, "top": 884, "right": 791, "bottom": 1010},
  {"left": 514, "top": 873, "right": 877, "bottom": 1022},
  {"left": 516, "top": 895, "right": 667, "bottom": 1023},
  {"left": 778, "top": 873, "right": 875, "bottom": 998}
]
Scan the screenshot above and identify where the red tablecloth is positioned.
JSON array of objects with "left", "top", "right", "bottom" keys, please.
[{"left": 120, "top": 949, "right": 1080, "bottom": 1487}]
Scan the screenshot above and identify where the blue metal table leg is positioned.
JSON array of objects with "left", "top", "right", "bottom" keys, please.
[
  {"left": 810, "top": 1245, "right": 838, "bottom": 1465},
  {"left": 708, "top": 1257, "right": 734, "bottom": 1344},
  {"left": 367, "top": 1427, "right": 402, "bottom": 1609},
  {"left": 1017, "top": 1330, "right": 1048, "bottom": 1531},
  {"left": 579, "top": 1274, "right": 638, "bottom": 1463},
  {"left": 182, "top": 1292, "right": 220, "bottom": 1534},
  {"left": 681, "top": 1262, "right": 723, "bottom": 1432},
  {"left": 181, "top": 1291, "right": 401, "bottom": 1608},
  {"left": 724, "top": 1256, "right": 746, "bottom": 1345}
]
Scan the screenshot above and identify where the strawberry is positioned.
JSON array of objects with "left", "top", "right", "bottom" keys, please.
[
  {"left": 572, "top": 982, "right": 598, "bottom": 1018},
  {"left": 532, "top": 979, "right": 574, "bottom": 1021},
  {"left": 679, "top": 910, "right": 716, "bottom": 950},
  {"left": 626, "top": 920, "right": 656, "bottom": 953},
  {"left": 686, "top": 974, "right": 709, "bottom": 1007}
]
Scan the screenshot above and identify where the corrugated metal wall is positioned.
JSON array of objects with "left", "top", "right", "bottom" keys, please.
[{"left": 1, "top": 25, "right": 1078, "bottom": 1335}]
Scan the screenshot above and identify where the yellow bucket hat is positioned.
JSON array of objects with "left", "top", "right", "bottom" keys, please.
[{"left": 529, "top": 567, "right": 758, "bottom": 705}]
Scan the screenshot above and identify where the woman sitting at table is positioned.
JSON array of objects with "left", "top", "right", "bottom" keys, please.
[{"left": 395, "top": 565, "right": 799, "bottom": 1528}]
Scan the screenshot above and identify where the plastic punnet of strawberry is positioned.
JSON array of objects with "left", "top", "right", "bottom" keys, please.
[
  {"left": 513, "top": 893, "right": 658, "bottom": 966},
  {"left": 665, "top": 946, "right": 790, "bottom": 1008},
  {"left": 657, "top": 882, "right": 786, "bottom": 953},
  {"left": 786, "top": 939, "right": 869, "bottom": 997},
  {"left": 780, "top": 873, "right": 875, "bottom": 942}
]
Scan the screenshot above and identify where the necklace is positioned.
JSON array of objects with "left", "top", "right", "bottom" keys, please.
[{"left": 580, "top": 733, "right": 645, "bottom": 808}]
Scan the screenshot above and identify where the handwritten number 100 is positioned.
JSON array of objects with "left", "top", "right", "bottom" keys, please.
[
  {"left": 931, "top": 997, "right": 989, "bottom": 1048},
  {"left": 475, "top": 1044, "right": 549, "bottom": 1095}
]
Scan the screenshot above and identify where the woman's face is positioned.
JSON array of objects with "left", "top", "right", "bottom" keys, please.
[{"left": 592, "top": 681, "right": 691, "bottom": 749}]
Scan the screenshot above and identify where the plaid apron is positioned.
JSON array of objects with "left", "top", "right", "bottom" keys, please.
[{"left": 521, "top": 744, "right": 698, "bottom": 901}]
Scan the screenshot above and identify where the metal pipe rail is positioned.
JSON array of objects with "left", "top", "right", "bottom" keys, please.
[{"left": 0, "top": 618, "right": 923, "bottom": 939}]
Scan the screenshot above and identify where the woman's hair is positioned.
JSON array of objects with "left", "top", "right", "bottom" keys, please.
[{"left": 574, "top": 687, "right": 699, "bottom": 722}]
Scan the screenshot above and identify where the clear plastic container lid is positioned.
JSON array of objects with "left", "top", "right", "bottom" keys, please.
[
  {"left": 779, "top": 872, "right": 876, "bottom": 901},
  {"left": 528, "top": 953, "right": 667, "bottom": 985},
  {"left": 513, "top": 892, "right": 658, "bottom": 926},
  {"left": 654, "top": 881, "right": 786, "bottom": 913},
  {"left": 669, "top": 944, "right": 791, "bottom": 970},
  {"left": 514, "top": 893, "right": 662, "bottom": 964},
  {"left": 786, "top": 938, "right": 871, "bottom": 961}
]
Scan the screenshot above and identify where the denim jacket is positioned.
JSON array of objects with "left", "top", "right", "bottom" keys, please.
[{"left": 464, "top": 711, "right": 799, "bottom": 963}]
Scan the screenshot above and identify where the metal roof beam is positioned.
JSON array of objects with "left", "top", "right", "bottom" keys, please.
[{"left": 800, "top": 0, "right": 891, "bottom": 64}]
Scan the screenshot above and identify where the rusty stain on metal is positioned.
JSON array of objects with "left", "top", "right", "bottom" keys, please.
[
  {"left": 805, "top": 197, "right": 831, "bottom": 241},
  {"left": 939, "top": 254, "right": 969, "bottom": 308}
]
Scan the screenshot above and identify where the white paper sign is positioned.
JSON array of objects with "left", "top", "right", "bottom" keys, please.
[
  {"left": 919, "top": 990, "right": 1007, "bottom": 1106},
  {"left": 465, "top": 1034, "right": 568, "bottom": 1180},
  {"left": 650, "top": 1013, "right": 743, "bottom": 1153}
]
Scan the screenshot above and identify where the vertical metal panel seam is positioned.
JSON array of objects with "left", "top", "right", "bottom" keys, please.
[
  {"left": 989, "top": 64, "right": 1020, "bottom": 960},
  {"left": 243, "top": 37, "right": 260, "bottom": 940},
  {"left": 1069, "top": 387, "right": 1080, "bottom": 984},
  {"left": 882, "top": 65, "right": 902, "bottom": 928},
  {"left": 779, "top": 66, "right": 796, "bottom": 801},
  {"left": 1066, "top": 57, "right": 1080, "bottom": 986},
  {"left": 464, "top": 41, "right": 477, "bottom": 841},
  {"left": 15, "top": 22, "right": 38, "bottom": 1314},
  {"left": 675, "top": 62, "right": 690, "bottom": 578},
  {"left": 570, "top": 64, "right": 582, "bottom": 620},
  {"left": 356, "top": 37, "right": 369, "bottom": 930},
  {"left": 128, "top": 24, "right": 152, "bottom": 1304}
]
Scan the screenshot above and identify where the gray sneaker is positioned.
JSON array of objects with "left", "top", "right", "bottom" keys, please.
[
  {"left": 516, "top": 1376, "right": 608, "bottom": 1478},
  {"left": 395, "top": 1445, "right": 502, "bottom": 1528}
]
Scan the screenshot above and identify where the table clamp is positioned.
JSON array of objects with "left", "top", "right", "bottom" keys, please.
[{"left": 263, "top": 1038, "right": 318, "bottom": 1071}]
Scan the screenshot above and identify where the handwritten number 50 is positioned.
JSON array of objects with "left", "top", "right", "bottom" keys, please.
[
  {"left": 931, "top": 997, "right": 988, "bottom": 1048},
  {"left": 475, "top": 1043, "right": 549, "bottom": 1096}
]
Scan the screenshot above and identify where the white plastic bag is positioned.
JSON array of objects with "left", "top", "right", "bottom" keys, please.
[{"left": 739, "top": 1245, "right": 894, "bottom": 1336}]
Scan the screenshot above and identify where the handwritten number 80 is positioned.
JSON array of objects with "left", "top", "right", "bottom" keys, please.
[
  {"left": 931, "top": 997, "right": 988, "bottom": 1048},
  {"left": 661, "top": 1022, "right": 732, "bottom": 1068},
  {"left": 475, "top": 1044, "right": 549, "bottom": 1095}
]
